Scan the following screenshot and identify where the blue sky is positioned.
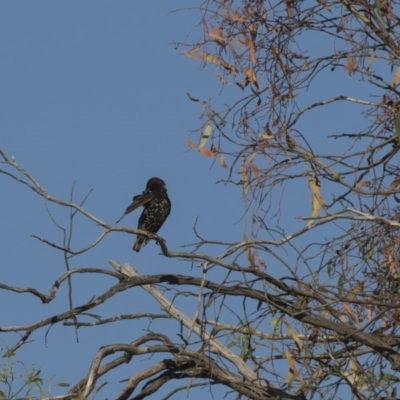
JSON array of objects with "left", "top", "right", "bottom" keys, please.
[{"left": 0, "top": 2, "right": 383, "bottom": 399}]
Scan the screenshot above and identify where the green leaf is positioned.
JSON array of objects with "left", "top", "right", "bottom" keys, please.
[
  {"left": 332, "top": 173, "right": 341, "bottom": 182},
  {"left": 382, "top": 372, "right": 400, "bottom": 382},
  {"left": 56, "top": 382, "right": 71, "bottom": 387},
  {"left": 327, "top": 260, "right": 332, "bottom": 278},
  {"left": 95, "top": 381, "right": 109, "bottom": 393},
  {"left": 269, "top": 316, "right": 280, "bottom": 327},
  {"left": 337, "top": 274, "right": 344, "bottom": 296},
  {"left": 199, "top": 124, "right": 212, "bottom": 148}
]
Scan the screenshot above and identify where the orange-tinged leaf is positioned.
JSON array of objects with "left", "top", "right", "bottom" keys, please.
[
  {"left": 201, "top": 52, "right": 236, "bottom": 75},
  {"left": 344, "top": 54, "right": 357, "bottom": 75},
  {"left": 286, "top": 0, "right": 294, "bottom": 16},
  {"left": 354, "top": 181, "right": 371, "bottom": 190},
  {"left": 241, "top": 164, "right": 248, "bottom": 195},
  {"left": 228, "top": 42, "right": 237, "bottom": 57},
  {"left": 250, "top": 162, "right": 262, "bottom": 185},
  {"left": 307, "top": 174, "right": 325, "bottom": 227},
  {"left": 389, "top": 178, "right": 400, "bottom": 191},
  {"left": 215, "top": 71, "right": 230, "bottom": 85},
  {"left": 202, "top": 52, "right": 223, "bottom": 66},
  {"left": 342, "top": 302, "right": 358, "bottom": 323},
  {"left": 219, "top": 154, "right": 227, "bottom": 168},
  {"left": 232, "top": 38, "right": 244, "bottom": 50},
  {"left": 243, "top": 67, "right": 260, "bottom": 90},
  {"left": 393, "top": 67, "right": 400, "bottom": 87},
  {"left": 183, "top": 47, "right": 200, "bottom": 60},
  {"left": 245, "top": 33, "right": 257, "bottom": 64},
  {"left": 247, "top": 247, "right": 257, "bottom": 269},
  {"left": 366, "top": 303, "right": 374, "bottom": 321},
  {"left": 284, "top": 321, "right": 303, "bottom": 351},
  {"left": 285, "top": 351, "right": 298, "bottom": 375},
  {"left": 208, "top": 25, "right": 225, "bottom": 42},
  {"left": 367, "top": 50, "right": 375, "bottom": 70},
  {"left": 220, "top": 6, "right": 244, "bottom": 23},
  {"left": 198, "top": 146, "right": 217, "bottom": 157},
  {"left": 243, "top": 232, "right": 257, "bottom": 268},
  {"left": 249, "top": 41, "right": 257, "bottom": 64},
  {"left": 187, "top": 139, "right": 196, "bottom": 149},
  {"left": 208, "top": 32, "right": 225, "bottom": 42}
]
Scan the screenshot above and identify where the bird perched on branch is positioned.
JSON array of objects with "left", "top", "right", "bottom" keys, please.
[{"left": 116, "top": 177, "right": 171, "bottom": 252}]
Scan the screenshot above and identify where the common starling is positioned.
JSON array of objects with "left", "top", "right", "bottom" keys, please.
[{"left": 116, "top": 177, "right": 171, "bottom": 252}]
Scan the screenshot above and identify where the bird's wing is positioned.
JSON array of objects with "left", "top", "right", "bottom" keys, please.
[
  {"left": 115, "top": 191, "right": 154, "bottom": 224},
  {"left": 125, "top": 192, "right": 154, "bottom": 214}
]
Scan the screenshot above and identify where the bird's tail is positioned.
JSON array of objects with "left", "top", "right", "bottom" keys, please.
[{"left": 133, "top": 235, "right": 148, "bottom": 252}]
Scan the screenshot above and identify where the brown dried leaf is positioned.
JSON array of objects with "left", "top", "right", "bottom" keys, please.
[
  {"left": 240, "top": 164, "right": 248, "bottom": 196},
  {"left": 246, "top": 253, "right": 257, "bottom": 269},
  {"left": 285, "top": 351, "right": 298, "bottom": 375},
  {"left": 393, "top": 67, "right": 400, "bottom": 87},
  {"left": 381, "top": 245, "right": 400, "bottom": 279},
  {"left": 232, "top": 38, "right": 244, "bottom": 50},
  {"left": 201, "top": 52, "right": 236, "bottom": 75},
  {"left": 257, "top": 257, "right": 267, "bottom": 270},
  {"left": 307, "top": 174, "right": 325, "bottom": 227},
  {"left": 381, "top": 0, "right": 393, "bottom": 19},
  {"left": 222, "top": 6, "right": 244, "bottom": 23},
  {"left": 244, "top": 33, "right": 257, "bottom": 64},
  {"left": 367, "top": 50, "right": 376, "bottom": 70},
  {"left": 208, "top": 25, "right": 225, "bottom": 42},
  {"left": 219, "top": 154, "right": 227, "bottom": 168},
  {"left": 284, "top": 321, "right": 303, "bottom": 351},
  {"left": 344, "top": 54, "right": 357, "bottom": 75},
  {"left": 201, "top": 52, "right": 223, "bottom": 66},
  {"left": 228, "top": 42, "right": 237, "bottom": 57},
  {"left": 250, "top": 162, "right": 262, "bottom": 185},
  {"left": 354, "top": 181, "right": 371, "bottom": 190},
  {"left": 366, "top": 302, "right": 374, "bottom": 321},
  {"left": 210, "top": 144, "right": 218, "bottom": 155},
  {"left": 215, "top": 71, "right": 230, "bottom": 85},
  {"left": 183, "top": 47, "right": 200, "bottom": 60},
  {"left": 342, "top": 303, "right": 358, "bottom": 323},
  {"left": 286, "top": 0, "right": 294, "bottom": 16},
  {"left": 198, "top": 146, "right": 217, "bottom": 157},
  {"left": 389, "top": 178, "right": 400, "bottom": 191},
  {"left": 187, "top": 139, "right": 196, "bottom": 149},
  {"left": 243, "top": 232, "right": 257, "bottom": 269},
  {"left": 243, "top": 67, "right": 260, "bottom": 90}
]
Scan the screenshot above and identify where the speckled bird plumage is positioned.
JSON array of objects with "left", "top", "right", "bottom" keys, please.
[{"left": 116, "top": 177, "right": 171, "bottom": 252}]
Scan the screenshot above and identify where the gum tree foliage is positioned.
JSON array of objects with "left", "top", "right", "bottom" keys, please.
[{"left": 2, "top": 1, "right": 400, "bottom": 399}]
